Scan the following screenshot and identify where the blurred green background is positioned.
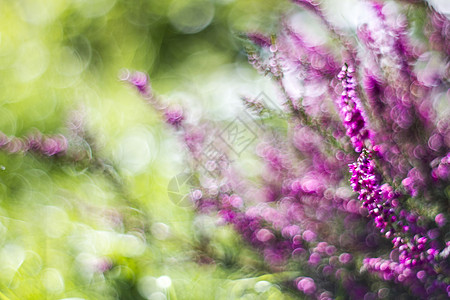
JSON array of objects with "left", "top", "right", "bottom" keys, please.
[{"left": 0, "top": 0, "right": 302, "bottom": 299}]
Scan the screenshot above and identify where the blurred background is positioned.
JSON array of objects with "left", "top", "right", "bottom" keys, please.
[
  {"left": 0, "top": 0, "right": 296, "bottom": 299},
  {"left": 0, "top": 0, "right": 448, "bottom": 299}
]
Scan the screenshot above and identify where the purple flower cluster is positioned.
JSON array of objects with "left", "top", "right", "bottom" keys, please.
[
  {"left": 122, "top": 70, "right": 152, "bottom": 99},
  {"left": 431, "top": 153, "right": 450, "bottom": 182},
  {"left": 337, "top": 65, "right": 372, "bottom": 152},
  {"left": 121, "top": 69, "right": 184, "bottom": 127},
  {"left": 426, "top": 10, "right": 450, "bottom": 56},
  {"left": 164, "top": 106, "right": 184, "bottom": 127},
  {"left": 0, "top": 131, "right": 67, "bottom": 156},
  {"left": 350, "top": 150, "right": 449, "bottom": 297},
  {"left": 349, "top": 151, "right": 395, "bottom": 231},
  {"left": 124, "top": 0, "right": 449, "bottom": 298}
]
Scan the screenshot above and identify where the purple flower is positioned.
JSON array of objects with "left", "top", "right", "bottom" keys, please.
[
  {"left": 296, "top": 277, "right": 317, "bottom": 295},
  {"left": 123, "top": 70, "right": 152, "bottom": 98},
  {"left": 164, "top": 106, "right": 184, "bottom": 127},
  {"left": 247, "top": 32, "right": 271, "bottom": 48},
  {"left": 0, "top": 131, "right": 67, "bottom": 156},
  {"left": 41, "top": 135, "right": 68, "bottom": 156},
  {"left": 308, "top": 252, "right": 321, "bottom": 265},
  {"left": 339, "top": 253, "right": 352, "bottom": 264},
  {"left": 435, "top": 213, "right": 446, "bottom": 228},
  {"left": 337, "top": 64, "right": 372, "bottom": 152},
  {"left": 122, "top": 1, "right": 449, "bottom": 296}
]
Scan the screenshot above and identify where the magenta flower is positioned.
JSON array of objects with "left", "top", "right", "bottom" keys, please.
[
  {"left": 164, "top": 106, "right": 184, "bottom": 127},
  {"left": 337, "top": 64, "right": 372, "bottom": 152},
  {"left": 0, "top": 131, "right": 67, "bottom": 156},
  {"left": 122, "top": 0, "right": 449, "bottom": 297}
]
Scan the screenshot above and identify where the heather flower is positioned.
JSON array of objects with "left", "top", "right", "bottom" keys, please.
[
  {"left": 337, "top": 64, "right": 372, "bottom": 152},
  {"left": 246, "top": 32, "right": 271, "bottom": 48},
  {"left": 123, "top": 1, "right": 449, "bottom": 297},
  {"left": 0, "top": 131, "right": 67, "bottom": 156},
  {"left": 431, "top": 153, "right": 450, "bottom": 181},
  {"left": 164, "top": 106, "right": 184, "bottom": 127},
  {"left": 308, "top": 252, "right": 321, "bottom": 265},
  {"left": 401, "top": 168, "right": 425, "bottom": 197},
  {"left": 426, "top": 10, "right": 450, "bottom": 56},
  {"left": 3, "top": 137, "right": 24, "bottom": 153},
  {"left": 26, "top": 132, "right": 43, "bottom": 152},
  {"left": 339, "top": 253, "right": 352, "bottom": 264},
  {"left": 296, "top": 277, "right": 316, "bottom": 295},
  {"left": 362, "top": 70, "right": 386, "bottom": 114},
  {"left": 435, "top": 213, "right": 446, "bottom": 228},
  {"left": 122, "top": 69, "right": 187, "bottom": 130},
  {"left": 351, "top": 149, "right": 449, "bottom": 297},
  {"left": 121, "top": 69, "right": 152, "bottom": 99},
  {"left": 41, "top": 135, "right": 68, "bottom": 156}
]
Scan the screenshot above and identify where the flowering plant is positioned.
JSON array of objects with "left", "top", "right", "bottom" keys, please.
[{"left": 123, "top": 0, "right": 449, "bottom": 299}]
